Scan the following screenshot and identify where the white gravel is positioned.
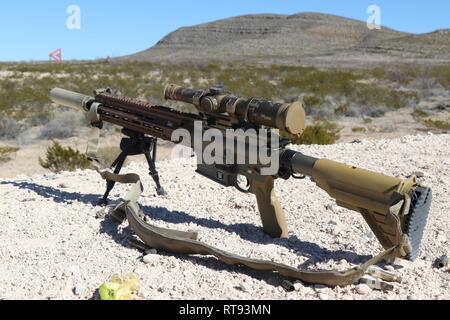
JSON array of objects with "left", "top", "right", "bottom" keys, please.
[{"left": 0, "top": 134, "right": 449, "bottom": 300}]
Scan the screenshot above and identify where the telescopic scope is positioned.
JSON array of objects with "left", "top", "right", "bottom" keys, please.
[{"left": 164, "top": 84, "right": 306, "bottom": 135}]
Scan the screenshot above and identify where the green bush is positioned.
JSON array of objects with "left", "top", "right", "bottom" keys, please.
[
  {"left": 0, "top": 61, "right": 436, "bottom": 128},
  {"left": 40, "top": 110, "right": 83, "bottom": 139},
  {"left": 334, "top": 103, "right": 349, "bottom": 116},
  {"left": 39, "top": 141, "right": 91, "bottom": 172},
  {"left": 0, "top": 117, "right": 25, "bottom": 139},
  {"left": 302, "top": 95, "right": 323, "bottom": 114},
  {"left": 0, "top": 146, "right": 19, "bottom": 163},
  {"left": 411, "top": 108, "right": 429, "bottom": 120},
  {"left": 423, "top": 118, "right": 450, "bottom": 131}
]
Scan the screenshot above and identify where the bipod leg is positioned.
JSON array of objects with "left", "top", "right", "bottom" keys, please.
[
  {"left": 144, "top": 139, "right": 167, "bottom": 196},
  {"left": 97, "top": 151, "right": 128, "bottom": 206}
]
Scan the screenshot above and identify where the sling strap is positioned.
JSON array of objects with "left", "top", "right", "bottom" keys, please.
[{"left": 93, "top": 166, "right": 402, "bottom": 287}]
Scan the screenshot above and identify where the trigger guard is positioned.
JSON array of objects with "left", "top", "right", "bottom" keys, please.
[
  {"left": 235, "top": 175, "right": 251, "bottom": 194},
  {"left": 236, "top": 185, "right": 251, "bottom": 194},
  {"left": 292, "top": 173, "right": 306, "bottom": 180}
]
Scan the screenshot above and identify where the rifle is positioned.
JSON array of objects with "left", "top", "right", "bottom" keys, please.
[
  {"left": 50, "top": 86, "right": 432, "bottom": 285},
  {"left": 51, "top": 85, "right": 432, "bottom": 260}
]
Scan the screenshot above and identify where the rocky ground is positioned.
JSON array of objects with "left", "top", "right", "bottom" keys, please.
[{"left": 0, "top": 133, "right": 449, "bottom": 300}]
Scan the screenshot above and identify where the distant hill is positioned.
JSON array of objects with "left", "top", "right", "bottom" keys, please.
[{"left": 122, "top": 12, "right": 450, "bottom": 67}]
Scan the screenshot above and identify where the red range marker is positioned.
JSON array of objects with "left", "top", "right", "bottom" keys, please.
[{"left": 49, "top": 48, "right": 62, "bottom": 64}]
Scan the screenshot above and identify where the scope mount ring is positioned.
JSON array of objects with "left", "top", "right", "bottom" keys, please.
[{"left": 193, "top": 91, "right": 205, "bottom": 107}]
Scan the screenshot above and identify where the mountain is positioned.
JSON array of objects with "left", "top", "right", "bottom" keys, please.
[{"left": 122, "top": 12, "right": 450, "bottom": 66}]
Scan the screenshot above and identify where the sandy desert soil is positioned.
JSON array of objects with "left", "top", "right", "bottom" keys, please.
[{"left": 0, "top": 133, "right": 448, "bottom": 300}]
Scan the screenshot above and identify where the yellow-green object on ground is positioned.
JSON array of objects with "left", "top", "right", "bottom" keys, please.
[{"left": 99, "top": 273, "right": 140, "bottom": 300}]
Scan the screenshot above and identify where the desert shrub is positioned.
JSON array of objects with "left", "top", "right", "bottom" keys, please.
[
  {"left": 338, "top": 103, "right": 391, "bottom": 118},
  {"left": 0, "top": 61, "right": 428, "bottom": 130},
  {"left": 363, "top": 105, "right": 390, "bottom": 118},
  {"left": 429, "top": 67, "right": 450, "bottom": 89},
  {"left": 303, "top": 96, "right": 340, "bottom": 119},
  {"left": 310, "top": 106, "right": 336, "bottom": 120},
  {"left": 39, "top": 141, "right": 91, "bottom": 172},
  {"left": 0, "top": 146, "right": 19, "bottom": 163},
  {"left": 423, "top": 118, "right": 450, "bottom": 131},
  {"left": 412, "top": 108, "right": 429, "bottom": 120},
  {"left": 385, "top": 65, "right": 419, "bottom": 85},
  {"left": 408, "top": 77, "right": 440, "bottom": 91},
  {"left": 340, "top": 104, "right": 363, "bottom": 117},
  {"left": 302, "top": 95, "right": 322, "bottom": 113},
  {"left": 287, "top": 121, "right": 341, "bottom": 145},
  {"left": 27, "top": 107, "right": 53, "bottom": 126},
  {"left": 334, "top": 103, "right": 349, "bottom": 117},
  {"left": 354, "top": 86, "right": 418, "bottom": 110},
  {"left": 378, "top": 124, "right": 396, "bottom": 133},
  {"left": 368, "top": 67, "right": 386, "bottom": 79},
  {"left": 380, "top": 65, "right": 450, "bottom": 89},
  {"left": 40, "top": 111, "right": 83, "bottom": 139},
  {"left": 0, "top": 117, "right": 25, "bottom": 139},
  {"left": 409, "top": 77, "right": 443, "bottom": 99}
]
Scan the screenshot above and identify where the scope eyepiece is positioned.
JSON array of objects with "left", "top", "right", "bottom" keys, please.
[{"left": 164, "top": 84, "right": 306, "bottom": 135}]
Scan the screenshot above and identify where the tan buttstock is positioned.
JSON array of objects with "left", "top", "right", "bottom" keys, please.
[
  {"left": 250, "top": 176, "right": 288, "bottom": 238},
  {"left": 311, "top": 159, "right": 416, "bottom": 252}
]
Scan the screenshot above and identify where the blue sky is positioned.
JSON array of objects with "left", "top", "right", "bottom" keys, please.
[{"left": 0, "top": 0, "right": 448, "bottom": 61}]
